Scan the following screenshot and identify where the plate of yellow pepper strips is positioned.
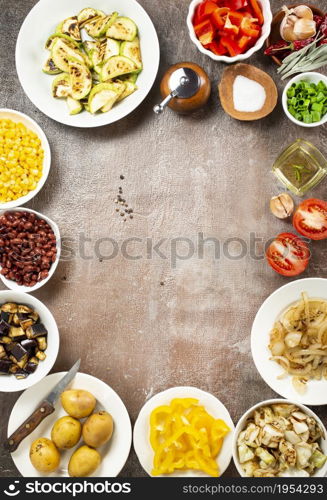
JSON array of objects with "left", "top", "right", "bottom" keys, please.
[{"left": 133, "top": 386, "right": 234, "bottom": 477}]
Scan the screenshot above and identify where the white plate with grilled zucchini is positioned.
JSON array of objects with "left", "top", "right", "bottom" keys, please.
[{"left": 15, "top": 0, "right": 160, "bottom": 127}]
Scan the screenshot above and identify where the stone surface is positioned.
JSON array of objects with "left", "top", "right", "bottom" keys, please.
[{"left": 0, "top": 0, "right": 326, "bottom": 477}]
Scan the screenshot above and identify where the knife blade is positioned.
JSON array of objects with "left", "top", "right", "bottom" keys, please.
[{"left": 5, "top": 359, "right": 81, "bottom": 453}]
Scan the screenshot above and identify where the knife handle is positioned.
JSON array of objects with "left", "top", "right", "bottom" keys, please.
[{"left": 5, "top": 400, "right": 55, "bottom": 453}]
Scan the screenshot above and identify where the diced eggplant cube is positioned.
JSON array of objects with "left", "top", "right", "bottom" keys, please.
[
  {"left": 9, "top": 326, "right": 26, "bottom": 340},
  {"left": 12, "top": 314, "right": 21, "bottom": 326},
  {"left": 1, "top": 303, "right": 18, "bottom": 314},
  {"left": 21, "top": 339, "right": 37, "bottom": 355},
  {"left": 18, "top": 305, "right": 33, "bottom": 314},
  {"left": 26, "top": 323, "right": 48, "bottom": 338},
  {"left": 0, "top": 359, "right": 11, "bottom": 374},
  {"left": 0, "top": 311, "right": 10, "bottom": 323},
  {"left": 0, "top": 320, "right": 9, "bottom": 336},
  {"left": 20, "top": 318, "right": 34, "bottom": 331},
  {"left": 10, "top": 353, "right": 28, "bottom": 369},
  {"left": 36, "top": 336, "right": 47, "bottom": 351},
  {"left": 29, "top": 311, "right": 39, "bottom": 322},
  {"left": 15, "top": 371, "right": 28, "bottom": 380},
  {"left": 0, "top": 345, "right": 6, "bottom": 359},
  {"left": 29, "top": 356, "right": 39, "bottom": 365},
  {"left": 0, "top": 336, "right": 12, "bottom": 344},
  {"left": 24, "top": 361, "right": 38, "bottom": 374},
  {"left": 10, "top": 343, "right": 28, "bottom": 362},
  {"left": 35, "top": 350, "right": 46, "bottom": 361},
  {"left": 9, "top": 364, "right": 19, "bottom": 374}
]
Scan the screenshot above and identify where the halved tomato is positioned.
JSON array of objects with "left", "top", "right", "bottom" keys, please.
[
  {"left": 266, "top": 232, "right": 310, "bottom": 277},
  {"left": 293, "top": 198, "right": 327, "bottom": 241}
]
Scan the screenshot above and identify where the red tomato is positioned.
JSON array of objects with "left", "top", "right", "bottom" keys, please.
[
  {"left": 293, "top": 199, "right": 327, "bottom": 241},
  {"left": 266, "top": 232, "right": 310, "bottom": 277}
]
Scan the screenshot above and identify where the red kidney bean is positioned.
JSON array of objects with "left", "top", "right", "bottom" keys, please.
[{"left": 0, "top": 211, "right": 57, "bottom": 286}]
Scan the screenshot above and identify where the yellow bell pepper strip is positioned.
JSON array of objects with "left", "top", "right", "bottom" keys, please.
[{"left": 149, "top": 398, "right": 230, "bottom": 477}]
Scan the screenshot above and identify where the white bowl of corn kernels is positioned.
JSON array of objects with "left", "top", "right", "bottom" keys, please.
[{"left": 0, "top": 109, "right": 51, "bottom": 209}]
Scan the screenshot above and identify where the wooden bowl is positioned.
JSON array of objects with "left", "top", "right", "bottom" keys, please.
[
  {"left": 218, "top": 63, "right": 278, "bottom": 121},
  {"left": 265, "top": 4, "right": 324, "bottom": 66}
]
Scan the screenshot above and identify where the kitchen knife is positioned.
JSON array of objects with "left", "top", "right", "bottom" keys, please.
[{"left": 5, "top": 359, "right": 81, "bottom": 453}]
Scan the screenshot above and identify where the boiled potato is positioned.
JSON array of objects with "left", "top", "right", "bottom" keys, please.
[
  {"left": 61, "top": 389, "right": 96, "bottom": 419},
  {"left": 51, "top": 416, "right": 82, "bottom": 449},
  {"left": 82, "top": 411, "right": 114, "bottom": 448},
  {"left": 68, "top": 445, "right": 101, "bottom": 477},
  {"left": 30, "top": 438, "right": 60, "bottom": 473}
]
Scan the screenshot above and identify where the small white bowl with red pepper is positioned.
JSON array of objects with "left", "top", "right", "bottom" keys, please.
[
  {"left": 187, "top": 0, "right": 272, "bottom": 63},
  {"left": 0, "top": 208, "right": 60, "bottom": 293}
]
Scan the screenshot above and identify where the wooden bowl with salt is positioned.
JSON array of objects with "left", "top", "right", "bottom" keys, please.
[{"left": 218, "top": 63, "right": 278, "bottom": 121}]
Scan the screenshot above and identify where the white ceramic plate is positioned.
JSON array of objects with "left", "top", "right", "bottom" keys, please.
[
  {"left": 251, "top": 278, "right": 327, "bottom": 405},
  {"left": 232, "top": 398, "right": 327, "bottom": 477},
  {"left": 15, "top": 0, "right": 160, "bottom": 127},
  {"left": 8, "top": 372, "right": 132, "bottom": 477},
  {"left": 133, "top": 386, "right": 234, "bottom": 477},
  {"left": 0, "top": 207, "right": 61, "bottom": 293},
  {"left": 0, "top": 290, "right": 59, "bottom": 392},
  {"left": 0, "top": 109, "right": 51, "bottom": 209}
]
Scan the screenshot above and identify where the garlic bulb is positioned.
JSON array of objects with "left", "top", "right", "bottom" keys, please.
[
  {"left": 280, "top": 5, "right": 316, "bottom": 42},
  {"left": 293, "top": 18, "right": 316, "bottom": 40}
]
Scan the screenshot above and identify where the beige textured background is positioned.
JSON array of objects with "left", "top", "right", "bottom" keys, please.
[{"left": 0, "top": 0, "right": 326, "bottom": 477}]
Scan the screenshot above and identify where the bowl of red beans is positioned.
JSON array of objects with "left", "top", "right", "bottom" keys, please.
[
  {"left": 187, "top": 0, "right": 272, "bottom": 63},
  {"left": 0, "top": 208, "right": 60, "bottom": 292}
]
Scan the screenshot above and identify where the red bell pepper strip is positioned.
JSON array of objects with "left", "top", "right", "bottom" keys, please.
[
  {"left": 206, "top": 40, "right": 228, "bottom": 55},
  {"left": 197, "top": 20, "right": 215, "bottom": 44},
  {"left": 238, "top": 35, "right": 252, "bottom": 50},
  {"left": 197, "top": 0, "right": 219, "bottom": 21},
  {"left": 249, "top": 0, "right": 264, "bottom": 24},
  {"left": 211, "top": 7, "right": 230, "bottom": 29},
  {"left": 240, "top": 17, "right": 260, "bottom": 37},
  {"left": 194, "top": 19, "right": 211, "bottom": 36},
  {"left": 223, "top": 15, "right": 239, "bottom": 35},
  {"left": 228, "top": 10, "right": 245, "bottom": 26},
  {"left": 227, "top": 0, "right": 248, "bottom": 10},
  {"left": 220, "top": 37, "right": 243, "bottom": 56}
]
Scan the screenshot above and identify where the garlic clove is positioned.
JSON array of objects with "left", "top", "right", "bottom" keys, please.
[
  {"left": 293, "top": 18, "right": 316, "bottom": 40},
  {"left": 292, "top": 5, "right": 314, "bottom": 20},
  {"left": 270, "top": 193, "right": 294, "bottom": 219}
]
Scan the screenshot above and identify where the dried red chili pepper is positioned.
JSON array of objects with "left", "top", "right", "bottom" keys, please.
[
  {"left": 264, "top": 40, "right": 290, "bottom": 55},
  {"left": 313, "top": 15, "right": 323, "bottom": 29}
]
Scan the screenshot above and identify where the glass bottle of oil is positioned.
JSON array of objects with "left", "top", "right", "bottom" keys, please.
[{"left": 272, "top": 139, "right": 327, "bottom": 196}]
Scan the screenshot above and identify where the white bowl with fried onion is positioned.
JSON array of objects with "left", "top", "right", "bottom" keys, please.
[
  {"left": 232, "top": 398, "right": 327, "bottom": 477},
  {"left": 251, "top": 278, "right": 327, "bottom": 406}
]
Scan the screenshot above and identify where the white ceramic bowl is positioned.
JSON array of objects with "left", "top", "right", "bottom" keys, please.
[
  {"left": 187, "top": 0, "right": 272, "bottom": 63},
  {"left": 232, "top": 398, "right": 327, "bottom": 477},
  {"left": 8, "top": 372, "right": 132, "bottom": 476},
  {"left": 0, "top": 207, "right": 61, "bottom": 293},
  {"left": 15, "top": 0, "right": 160, "bottom": 128},
  {"left": 251, "top": 278, "right": 327, "bottom": 406},
  {"left": 0, "top": 290, "right": 59, "bottom": 392},
  {"left": 133, "top": 386, "right": 235, "bottom": 477},
  {"left": 0, "top": 109, "right": 51, "bottom": 209},
  {"left": 282, "top": 72, "right": 327, "bottom": 128}
]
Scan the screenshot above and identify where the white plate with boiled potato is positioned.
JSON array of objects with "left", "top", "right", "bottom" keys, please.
[{"left": 8, "top": 372, "right": 132, "bottom": 477}]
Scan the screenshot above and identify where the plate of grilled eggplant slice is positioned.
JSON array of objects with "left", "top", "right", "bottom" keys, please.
[{"left": 16, "top": 0, "right": 160, "bottom": 127}]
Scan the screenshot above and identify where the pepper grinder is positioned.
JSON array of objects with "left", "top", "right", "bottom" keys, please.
[{"left": 153, "top": 62, "right": 211, "bottom": 115}]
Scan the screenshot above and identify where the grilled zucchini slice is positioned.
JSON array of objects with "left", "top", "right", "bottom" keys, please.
[
  {"left": 120, "top": 37, "right": 142, "bottom": 70},
  {"left": 84, "top": 12, "right": 118, "bottom": 38},
  {"left": 104, "top": 38, "right": 120, "bottom": 61},
  {"left": 106, "top": 16, "right": 137, "bottom": 41},
  {"left": 51, "top": 38, "right": 87, "bottom": 72},
  {"left": 101, "top": 55, "right": 137, "bottom": 81},
  {"left": 42, "top": 57, "right": 61, "bottom": 75},
  {"left": 117, "top": 72, "right": 139, "bottom": 84},
  {"left": 88, "top": 82, "right": 123, "bottom": 113},
  {"left": 68, "top": 60, "right": 92, "bottom": 100},
  {"left": 77, "top": 7, "right": 99, "bottom": 24},
  {"left": 66, "top": 96, "right": 83, "bottom": 115},
  {"left": 45, "top": 33, "right": 80, "bottom": 50},
  {"left": 60, "top": 16, "right": 81, "bottom": 41},
  {"left": 52, "top": 73, "right": 71, "bottom": 98},
  {"left": 116, "top": 80, "right": 137, "bottom": 101},
  {"left": 83, "top": 40, "right": 97, "bottom": 57}
]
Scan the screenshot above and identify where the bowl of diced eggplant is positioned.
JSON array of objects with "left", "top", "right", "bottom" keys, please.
[
  {"left": 15, "top": 0, "right": 160, "bottom": 127},
  {"left": 0, "top": 291, "right": 59, "bottom": 392}
]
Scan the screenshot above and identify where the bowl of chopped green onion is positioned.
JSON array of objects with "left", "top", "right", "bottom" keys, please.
[{"left": 282, "top": 72, "right": 327, "bottom": 127}]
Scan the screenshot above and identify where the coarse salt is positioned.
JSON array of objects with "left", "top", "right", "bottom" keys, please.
[{"left": 233, "top": 75, "right": 266, "bottom": 112}]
